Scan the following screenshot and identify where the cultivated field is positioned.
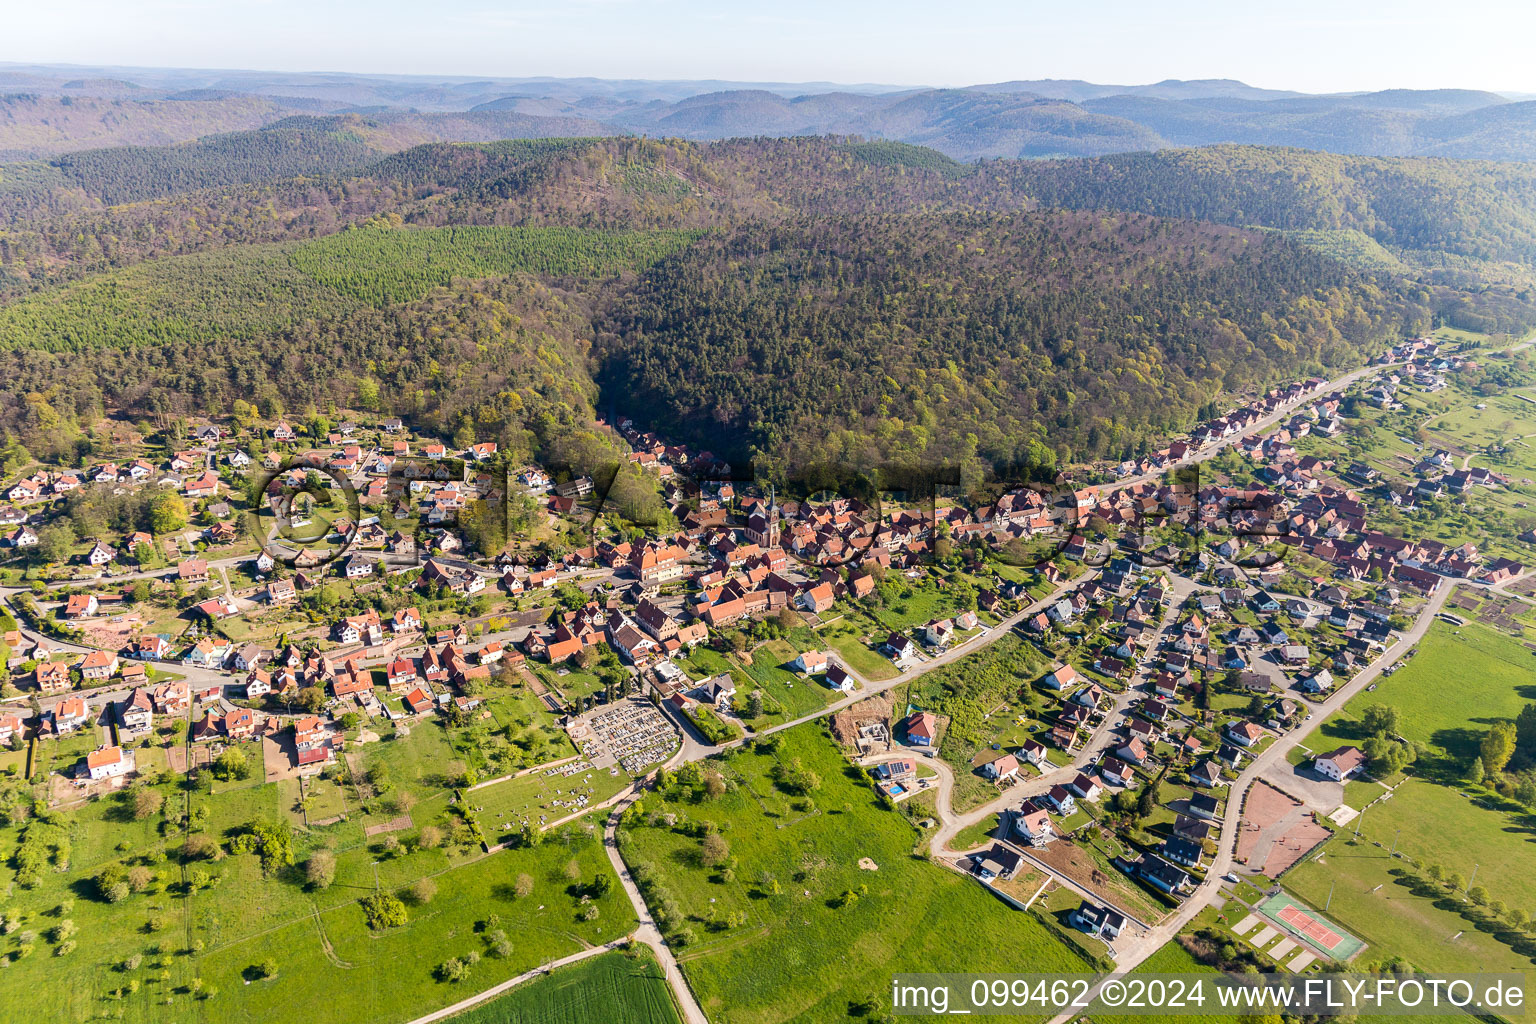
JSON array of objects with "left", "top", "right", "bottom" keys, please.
[{"left": 443, "top": 948, "right": 682, "bottom": 1024}]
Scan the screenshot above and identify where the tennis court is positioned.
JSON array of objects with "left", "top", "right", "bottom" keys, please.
[{"left": 1259, "top": 891, "right": 1365, "bottom": 960}]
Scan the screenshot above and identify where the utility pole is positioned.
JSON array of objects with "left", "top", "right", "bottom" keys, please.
[
  {"left": 1325, "top": 880, "right": 1336, "bottom": 912},
  {"left": 1467, "top": 863, "right": 1478, "bottom": 894}
]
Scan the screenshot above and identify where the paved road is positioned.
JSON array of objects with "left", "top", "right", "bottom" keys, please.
[
  {"left": 1103, "top": 362, "right": 1393, "bottom": 495},
  {"left": 602, "top": 787, "right": 712, "bottom": 1024},
  {"left": 924, "top": 572, "right": 1197, "bottom": 857},
  {"left": 581, "top": 355, "right": 1412, "bottom": 1019}
]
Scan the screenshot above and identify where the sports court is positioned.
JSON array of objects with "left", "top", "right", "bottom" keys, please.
[{"left": 1259, "top": 891, "right": 1365, "bottom": 960}]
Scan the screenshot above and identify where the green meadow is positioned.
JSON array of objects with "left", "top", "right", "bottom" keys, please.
[{"left": 616, "top": 722, "right": 1087, "bottom": 1024}]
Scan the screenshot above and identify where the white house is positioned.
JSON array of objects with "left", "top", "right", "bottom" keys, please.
[
  {"left": 1313, "top": 745, "right": 1367, "bottom": 781},
  {"left": 1015, "top": 807, "right": 1054, "bottom": 845},
  {"left": 1067, "top": 773, "right": 1102, "bottom": 802},
  {"left": 791, "top": 650, "right": 830, "bottom": 675},
  {"left": 982, "top": 754, "right": 1020, "bottom": 781},
  {"left": 1041, "top": 663, "right": 1078, "bottom": 691},
  {"left": 85, "top": 745, "right": 134, "bottom": 781},
  {"left": 826, "top": 664, "right": 857, "bottom": 693}
]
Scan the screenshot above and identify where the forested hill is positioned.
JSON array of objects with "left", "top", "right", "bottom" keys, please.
[
  {"left": 595, "top": 211, "right": 1428, "bottom": 471},
  {"left": 11, "top": 135, "right": 1536, "bottom": 301},
  {"left": 0, "top": 133, "right": 1533, "bottom": 477},
  {"left": 994, "top": 147, "right": 1536, "bottom": 275}
]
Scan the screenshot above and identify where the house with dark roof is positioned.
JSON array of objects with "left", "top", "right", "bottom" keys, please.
[
  {"left": 1188, "top": 793, "right": 1221, "bottom": 820},
  {"left": 971, "top": 845, "right": 1024, "bottom": 882},
  {"left": 1161, "top": 836, "right": 1204, "bottom": 869},
  {"left": 1136, "top": 855, "right": 1191, "bottom": 895},
  {"left": 1190, "top": 760, "right": 1222, "bottom": 787},
  {"left": 1072, "top": 902, "right": 1126, "bottom": 940}
]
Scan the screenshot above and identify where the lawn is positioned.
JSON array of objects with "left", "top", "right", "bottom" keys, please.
[
  {"left": 356, "top": 717, "right": 463, "bottom": 801},
  {"left": 188, "top": 826, "right": 637, "bottom": 1024},
  {"left": 1345, "top": 780, "right": 1536, "bottom": 914},
  {"left": 1285, "top": 835, "right": 1536, "bottom": 976},
  {"left": 443, "top": 948, "right": 682, "bottom": 1024},
  {"left": 816, "top": 615, "right": 897, "bottom": 681},
  {"left": 677, "top": 645, "right": 813, "bottom": 732},
  {"left": 1305, "top": 620, "right": 1536, "bottom": 774},
  {"left": 869, "top": 576, "right": 957, "bottom": 631},
  {"left": 449, "top": 687, "right": 582, "bottom": 782},
  {"left": 1088, "top": 939, "right": 1226, "bottom": 1024},
  {"left": 951, "top": 813, "right": 1003, "bottom": 852},
  {"left": 617, "top": 722, "right": 1089, "bottom": 1024},
  {"left": 738, "top": 638, "right": 837, "bottom": 725},
  {"left": 533, "top": 664, "right": 607, "bottom": 707}
]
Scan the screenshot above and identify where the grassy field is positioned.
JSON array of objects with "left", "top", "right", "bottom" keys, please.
[
  {"left": 952, "top": 813, "right": 1003, "bottom": 852},
  {"left": 1346, "top": 780, "right": 1536, "bottom": 914},
  {"left": 1086, "top": 940, "right": 1225, "bottom": 1024},
  {"left": 869, "top": 574, "right": 972, "bottom": 632},
  {"left": 188, "top": 827, "right": 637, "bottom": 1024},
  {"left": 443, "top": 948, "right": 681, "bottom": 1024},
  {"left": 1305, "top": 620, "right": 1536, "bottom": 775},
  {"left": 0, "top": 699, "right": 641, "bottom": 1024},
  {"left": 1285, "top": 836, "right": 1536, "bottom": 976},
  {"left": 900, "top": 633, "right": 1056, "bottom": 812},
  {"left": 484, "top": 689, "right": 581, "bottom": 766},
  {"left": 617, "top": 723, "right": 1087, "bottom": 1024},
  {"left": 738, "top": 638, "right": 838, "bottom": 724},
  {"left": 816, "top": 614, "right": 898, "bottom": 681}
]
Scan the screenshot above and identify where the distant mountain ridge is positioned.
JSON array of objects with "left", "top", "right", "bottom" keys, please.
[{"left": 1, "top": 62, "right": 1534, "bottom": 162}]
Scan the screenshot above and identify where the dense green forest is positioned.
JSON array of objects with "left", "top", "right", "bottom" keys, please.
[
  {"left": 0, "top": 224, "right": 696, "bottom": 349},
  {"left": 289, "top": 223, "right": 699, "bottom": 306},
  {"left": 0, "top": 275, "right": 606, "bottom": 466},
  {"left": 997, "top": 147, "right": 1536, "bottom": 274},
  {"left": 8, "top": 136, "right": 1536, "bottom": 300},
  {"left": 47, "top": 118, "right": 383, "bottom": 204},
  {"left": 0, "top": 244, "right": 358, "bottom": 351},
  {"left": 596, "top": 210, "right": 1429, "bottom": 471},
  {"left": 0, "top": 132, "right": 1532, "bottom": 478}
]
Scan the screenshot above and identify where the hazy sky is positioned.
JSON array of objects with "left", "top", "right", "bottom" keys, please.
[{"left": 9, "top": 0, "right": 1535, "bottom": 94}]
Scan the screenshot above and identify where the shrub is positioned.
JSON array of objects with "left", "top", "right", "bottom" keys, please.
[
  {"left": 95, "top": 864, "right": 130, "bottom": 904},
  {"left": 701, "top": 834, "right": 730, "bottom": 867},
  {"left": 305, "top": 850, "right": 336, "bottom": 890},
  {"left": 408, "top": 877, "right": 437, "bottom": 905},
  {"left": 132, "top": 788, "right": 164, "bottom": 820},
  {"left": 436, "top": 957, "right": 471, "bottom": 983},
  {"left": 360, "top": 892, "right": 407, "bottom": 930}
]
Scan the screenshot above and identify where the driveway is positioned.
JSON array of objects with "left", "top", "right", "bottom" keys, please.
[{"left": 1257, "top": 757, "right": 1346, "bottom": 814}]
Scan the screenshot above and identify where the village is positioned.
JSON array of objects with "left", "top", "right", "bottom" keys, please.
[{"left": 0, "top": 328, "right": 1533, "bottom": 1012}]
